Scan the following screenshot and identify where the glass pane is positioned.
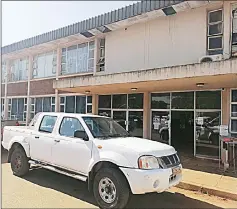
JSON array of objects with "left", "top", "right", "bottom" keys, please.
[
  {"left": 18, "top": 98, "right": 24, "bottom": 121},
  {"left": 99, "top": 95, "right": 111, "bottom": 108},
  {"left": 113, "top": 111, "right": 126, "bottom": 130},
  {"left": 60, "top": 105, "right": 65, "bottom": 112},
  {"left": 231, "top": 119, "right": 237, "bottom": 132},
  {"left": 196, "top": 91, "right": 221, "bottom": 109},
  {"left": 87, "top": 96, "right": 92, "bottom": 104},
  {"left": 232, "top": 90, "right": 237, "bottom": 102},
  {"left": 51, "top": 97, "right": 55, "bottom": 104},
  {"left": 151, "top": 111, "right": 170, "bottom": 144},
  {"left": 89, "top": 41, "right": 95, "bottom": 49},
  {"left": 43, "top": 97, "right": 51, "bottom": 112},
  {"left": 98, "top": 110, "right": 111, "bottom": 117},
  {"left": 112, "top": 94, "right": 127, "bottom": 109},
  {"left": 65, "top": 96, "right": 75, "bottom": 113},
  {"left": 87, "top": 105, "right": 92, "bottom": 113},
  {"left": 88, "top": 59, "right": 94, "bottom": 71},
  {"left": 10, "top": 99, "right": 17, "bottom": 120},
  {"left": 208, "top": 36, "right": 222, "bottom": 50},
  {"left": 128, "top": 111, "right": 143, "bottom": 138},
  {"left": 171, "top": 92, "right": 194, "bottom": 109},
  {"left": 151, "top": 93, "right": 170, "bottom": 109},
  {"left": 77, "top": 43, "right": 88, "bottom": 73},
  {"left": 35, "top": 98, "right": 43, "bottom": 113},
  {"left": 75, "top": 96, "right": 86, "bottom": 113},
  {"left": 195, "top": 111, "right": 221, "bottom": 158},
  {"left": 52, "top": 105, "right": 55, "bottom": 112},
  {"left": 67, "top": 46, "right": 77, "bottom": 74},
  {"left": 59, "top": 117, "right": 84, "bottom": 137},
  {"left": 60, "top": 97, "right": 65, "bottom": 104},
  {"left": 231, "top": 104, "right": 237, "bottom": 117},
  {"left": 128, "top": 93, "right": 143, "bottom": 109},
  {"left": 39, "top": 115, "right": 57, "bottom": 133},
  {"left": 35, "top": 55, "right": 45, "bottom": 78},
  {"left": 208, "top": 23, "right": 222, "bottom": 36},
  {"left": 209, "top": 10, "right": 222, "bottom": 23},
  {"left": 44, "top": 52, "right": 55, "bottom": 77}
]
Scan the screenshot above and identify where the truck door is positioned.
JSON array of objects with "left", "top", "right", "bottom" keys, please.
[
  {"left": 30, "top": 115, "right": 57, "bottom": 163},
  {"left": 51, "top": 116, "right": 92, "bottom": 175}
]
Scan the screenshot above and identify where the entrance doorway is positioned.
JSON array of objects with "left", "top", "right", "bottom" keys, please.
[
  {"left": 112, "top": 110, "right": 143, "bottom": 138},
  {"left": 171, "top": 111, "right": 194, "bottom": 155}
]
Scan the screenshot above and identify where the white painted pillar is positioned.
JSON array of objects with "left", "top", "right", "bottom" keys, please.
[
  {"left": 92, "top": 94, "right": 98, "bottom": 115},
  {"left": 26, "top": 55, "right": 33, "bottom": 125},
  {"left": 3, "top": 61, "right": 10, "bottom": 119},
  {"left": 223, "top": 1, "right": 232, "bottom": 59},
  {"left": 55, "top": 47, "right": 61, "bottom": 112}
]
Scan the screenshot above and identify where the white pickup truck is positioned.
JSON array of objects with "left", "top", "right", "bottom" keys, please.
[{"left": 2, "top": 112, "right": 182, "bottom": 209}]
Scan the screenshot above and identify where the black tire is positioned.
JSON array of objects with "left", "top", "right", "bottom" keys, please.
[
  {"left": 93, "top": 168, "right": 130, "bottom": 209},
  {"left": 10, "top": 147, "right": 29, "bottom": 177}
]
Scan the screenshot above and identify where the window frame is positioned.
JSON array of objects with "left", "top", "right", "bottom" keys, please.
[
  {"left": 8, "top": 98, "right": 27, "bottom": 121},
  {"left": 38, "top": 115, "right": 57, "bottom": 133},
  {"left": 230, "top": 89, "right": 237, "bottom": 134},
  {"left": 207, "top": 8, "right": 224, "bottom": 52},
  {"left": 61, "top": 41, "right": 95, "bottom": 75},
  {"left": 9, "top": 58, "right": 29, "bottom": 82},
  {"left": 59, "top": 116, "right": 85, "bottom": 137}
]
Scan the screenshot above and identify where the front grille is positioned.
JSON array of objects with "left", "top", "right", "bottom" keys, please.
[{"left": 158, "top": 153, "right": 180, "bottom": 169}]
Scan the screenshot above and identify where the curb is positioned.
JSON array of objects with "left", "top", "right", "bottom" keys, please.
[{"left": 176, "top": 182, "right": 237, "bottom": 201}]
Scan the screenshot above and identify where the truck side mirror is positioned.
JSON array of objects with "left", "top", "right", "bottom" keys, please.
[{"left": 74, "top": 130, "right": 89, "bottom": 141}]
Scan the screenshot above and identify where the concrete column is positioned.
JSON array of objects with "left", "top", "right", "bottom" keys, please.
[
  {"left": 223, "top": 1, "right": 232, "bottom": 59},
  {"left": 26, "top": 55, "right": 33, "bottom": 125},
  {"left": 55, "top": 47, "right": 61, "bottom": 112},
  {"left": 93, "top": 38, "right": 99, "bottom": 74},
  {"left": 3, "top": 61, "right": 10, "bottom": 119},
  {"left": 92, "top": 94, "right": 98, "bottom": 115},
  {"left": 143, "top": 92, "right": 151, "bottom": 139},
  {"left": 222, "top": 88, "right": 230, "bottom": 125}
]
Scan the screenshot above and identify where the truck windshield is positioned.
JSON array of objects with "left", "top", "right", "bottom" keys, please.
[{"left": 82, "top": 116, "right": 130, "bottom": 139}]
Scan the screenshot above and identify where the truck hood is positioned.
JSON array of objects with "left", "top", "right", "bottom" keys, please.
[{"left": 95, "top": 137, "right": 176, "bottom": 157}]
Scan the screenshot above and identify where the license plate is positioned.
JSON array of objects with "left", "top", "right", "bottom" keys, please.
[{"left": 172, "top": 166, "right": 182, "bottom": 175}]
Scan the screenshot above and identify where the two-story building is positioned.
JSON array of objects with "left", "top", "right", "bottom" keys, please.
[{"left": 1, "top": 0, "right": 237, "bottom": 160}]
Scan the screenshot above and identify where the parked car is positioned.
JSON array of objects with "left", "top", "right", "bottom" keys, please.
[
  {"left": 2, "top": 112, "right": 182, "bottom": 209},
  {"left": 196, "top": 116, "right": 220, "bottom": 145}
]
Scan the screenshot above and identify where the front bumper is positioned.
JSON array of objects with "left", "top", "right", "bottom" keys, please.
[{"left": 120, "top": 164, "right": 182, "bottom": 194}]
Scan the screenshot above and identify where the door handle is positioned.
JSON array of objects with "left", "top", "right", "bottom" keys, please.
[
  {"left": 54, "top": 139, "right": 60, "bottom": 142},
  {"left": 35, "top": 136, "right": 39, "bottom": 139}
]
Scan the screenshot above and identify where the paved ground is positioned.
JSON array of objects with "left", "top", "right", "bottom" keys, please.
[{"left": 2, "top": 150, "right": 237, "bottom": 208}]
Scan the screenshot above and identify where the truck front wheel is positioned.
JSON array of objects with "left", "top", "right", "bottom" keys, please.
[
  {"left": 93, "top": 168, "right": 130, "bottom": 209},
  {"left": 10, "top": 147, "right": 29, "bottom": 177}
]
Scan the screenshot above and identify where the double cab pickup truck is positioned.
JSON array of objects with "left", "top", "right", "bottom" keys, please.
[{"left": 2, "top": 112, "right": 182, "bottom": 209}]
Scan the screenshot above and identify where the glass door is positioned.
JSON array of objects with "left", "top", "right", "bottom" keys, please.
[
  {"left": 128, "top": 111, "right": 143, "bottom": 138},
  {"left": 112, "top": 110, "right": 127, "bottom": 130},
  {"left": 151, "top": 111, "right": 170, "bottom": 144}
]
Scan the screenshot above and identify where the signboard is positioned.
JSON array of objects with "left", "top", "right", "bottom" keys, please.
[
  {"left": 197, "top": 117, "right": 204, "bottom": 125},
  {"left": 219, "top": 125, "right": 229, "bottom": 137}
]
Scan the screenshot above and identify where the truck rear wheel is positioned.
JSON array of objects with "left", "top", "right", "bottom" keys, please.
[
  {"left": 93, "top": 168, "right": 130, "bottom": 209},
  {"left": 10, "top": 147, "right": 29, "bottom": 177}
]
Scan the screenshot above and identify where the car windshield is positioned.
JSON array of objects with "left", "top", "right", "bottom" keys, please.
[{"left": 82, "top": 116, "right": 130, "bottom": 139}]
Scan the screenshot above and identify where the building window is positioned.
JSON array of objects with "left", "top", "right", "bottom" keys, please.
[
  {"left": 97, "top": 38, "right": 105, "bottom": 72},
  {"left": 8, "top": 98, "right": 27, "bottom": 121},
  {"left": 33, "top": 51, "right": 57, "bottom": 79},
  {"left": 9, "top": 58, "right": 28, "bottom": 82},
  {"left": 61, "top": 41, "right": 95, "bottom": 75},
  {"left": 207, "top": 9, "right": 223, "bottom": 55},
  {"left": 59, "top": 95, "right": 91, "bottom": 114},
  {"left": 231, "top": 89, "right": 237, "bottom": 134},
  {"left": 30, "top": 97, "right": 55, "bottom": 119},
  {"left": 1, "top": 98, "right": 4, "bottom": 118},
  {"left": 1, "top": 62, "right": 6, "bottom": 83}
]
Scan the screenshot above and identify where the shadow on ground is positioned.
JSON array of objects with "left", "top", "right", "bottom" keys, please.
[
  {"left": 1, "top": 148, "right": 8, "bottom": 164},
  {"left": 19, "top": 168, "right": 222, "bottom": 208}
]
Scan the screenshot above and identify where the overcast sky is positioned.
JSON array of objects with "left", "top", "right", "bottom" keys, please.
[{"left": 2, "top": 1, "right": 137, "bottom": 46}]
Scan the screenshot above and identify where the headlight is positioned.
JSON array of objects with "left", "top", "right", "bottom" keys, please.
[{"left": 138, "top": 156, "right": 159, "bottom": 169}]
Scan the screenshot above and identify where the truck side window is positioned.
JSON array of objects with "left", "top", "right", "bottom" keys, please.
[
  {"left": 59, "top": 117, "right": 85, "bottom": 137},
  {"left": 39, "top": 115, "right": 57, "bottom": 133}
]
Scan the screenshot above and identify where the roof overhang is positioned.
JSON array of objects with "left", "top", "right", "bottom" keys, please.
[{"left": 53, "top": 59, "right": 237, "bottom": 94}]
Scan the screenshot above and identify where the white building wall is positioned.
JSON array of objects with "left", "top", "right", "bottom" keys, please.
[{"left": 105, "top": 2, "right": 224, "bottom": 74}]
